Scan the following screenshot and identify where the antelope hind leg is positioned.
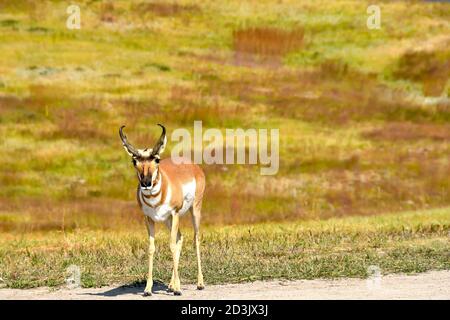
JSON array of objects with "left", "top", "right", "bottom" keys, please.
[
  {"left": 191, "top": 202, "right": 205, "bottom": 290},
  {"left": 169, "top": 214, "right": 183, "bottom": 295}
]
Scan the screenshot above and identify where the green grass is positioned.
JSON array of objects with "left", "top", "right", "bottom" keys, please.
[{"left": 1, "top": 207, "right": 448, "bottom": 288}]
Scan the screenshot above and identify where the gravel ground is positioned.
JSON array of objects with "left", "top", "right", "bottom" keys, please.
[{"left": 1, "top": 270, "right": 449, "bottom": 300}]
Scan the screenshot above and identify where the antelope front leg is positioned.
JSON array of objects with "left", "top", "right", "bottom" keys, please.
[
  {"left": 168, "top": 269, "right": 175, "bottom": 292},
  {"left": 170, "top": 214, "right": 183, "bottom": 295},
  {"left": 168, "top": 232, "right": 184, "bottom": 292},
  {"left": 144, "top": 217, "right": 155, "bottom": 297}
]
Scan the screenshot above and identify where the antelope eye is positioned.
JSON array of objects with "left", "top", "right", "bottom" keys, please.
[
  {"left": 132, "top": 158, "right": 137, "bottom": 166},
  {"left": 155, "top": 158, "right": 160, "bottom": 164}
]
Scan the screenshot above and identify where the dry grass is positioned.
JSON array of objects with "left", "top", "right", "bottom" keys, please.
[
  {"left": 99, "top": 1, "right": 116, "bottom": 23},
  {"left": 363, "top": 123, "right": 450, "bottom": 142},
  {"left": 0, "top": 198, "right": 142, "bottom": 232},
  {"left": 1, "top": 1, "right": 450, "bottom": 288},
  {"left": 169, "top": 86, "right": 245, "bottom": 126},
  {"left": 233, "top": 26, "right": 304, "bottom": 66},
  {"left": 393, "top": 49, "right": 450, "bottom": 97},
  {"left": 49, "top": 107, "right": 110, "bottom": 141},
  {"left": 1, "top": 0, "right": 450, "bottom": 231},
  {"left": 204, "top": 61, "right": 449, "bottom": 126},
  {"left": 1, "top": 208, "right": 448, "bottom": 288},
  {"left": 132, "top": 1, "right": 201, "bottom": 17},
  {"left": 233, "top": 26, "right": 304, "bottom": 56}
]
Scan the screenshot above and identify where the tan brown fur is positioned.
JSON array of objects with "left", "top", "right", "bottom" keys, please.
[
  {"left": 121, "top": 125, "right": 205, "bottom": 296},
  {"left": 160, "top": 158, "right": 205, "bottom": 211},
  {"left": 134, "top": 158, "right": 206, "bottom": 295}
]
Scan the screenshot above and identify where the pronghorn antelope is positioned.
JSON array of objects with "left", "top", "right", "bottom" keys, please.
[{"left": 119, "top": 124, "right": 205, "bottom": 296}]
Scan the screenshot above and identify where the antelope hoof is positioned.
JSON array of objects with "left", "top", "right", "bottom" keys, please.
[
  {"left": 197, "top": 285, "right": 205, "bottom": 290},
  {"left": 143, "top": 291, "right": 152, "bottom": 297},
  {"left": 174, "top": 291, "right": 182, "bottom": 296}
]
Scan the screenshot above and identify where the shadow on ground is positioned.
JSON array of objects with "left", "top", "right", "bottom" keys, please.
[{"left": 85, "top": 280, "right": 172, "bottom": 297}]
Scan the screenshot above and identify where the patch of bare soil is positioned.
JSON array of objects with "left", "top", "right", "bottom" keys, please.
[{"left": 1, "top": 270, "right": 449, "bottom": 300}]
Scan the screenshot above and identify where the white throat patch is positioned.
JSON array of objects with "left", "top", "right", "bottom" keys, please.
[{"left": 140, "top": 170, "right": 161, "bottom": 196}]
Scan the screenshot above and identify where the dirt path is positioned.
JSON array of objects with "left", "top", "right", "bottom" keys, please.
[{"left": 1, "top": 270, "right": 449, "bottom": 300}]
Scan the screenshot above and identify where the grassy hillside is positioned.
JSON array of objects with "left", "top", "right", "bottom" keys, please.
[
  {"left": 0, "top": 1, "right": 449, "bottom": 288},
  {"left": 0, "top": 0, "right": 449, "bottom": 230}
]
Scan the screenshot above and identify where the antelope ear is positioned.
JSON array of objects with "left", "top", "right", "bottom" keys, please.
[
  {"left": 123, "top": 146, "right": 136, "bottom": 157},
  {"left": 151, "top": 124, "right": 167, "bottom": 157},
  {"left": 157, "top": 135, "right": 167, "bottom": 155}
]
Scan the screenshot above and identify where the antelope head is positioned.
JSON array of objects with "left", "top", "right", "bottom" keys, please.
[{"left": 119, "top": 124, "right": 167, "bottom": 190}]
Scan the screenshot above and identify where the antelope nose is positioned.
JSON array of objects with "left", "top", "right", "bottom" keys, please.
[{"left": 141, "top": 180, "right": 151, "bottom": 188}]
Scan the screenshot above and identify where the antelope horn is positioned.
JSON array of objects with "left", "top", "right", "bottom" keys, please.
[
  {"left": 151, "top": 124, "right": 167, "bottom": 157},
  {"left": 119, "top": 125, "right": 140, "bottom": 158}
]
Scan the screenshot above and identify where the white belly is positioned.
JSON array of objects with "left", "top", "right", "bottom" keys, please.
[
  {"left": 140, "top": 179, "right": 196, "bottom": 222},
  {"left": 178, "top": 179, "right": 196, "bottom": 216},
  {"left": 142, "top": 203, "right": 174, "bottom": 222}
]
